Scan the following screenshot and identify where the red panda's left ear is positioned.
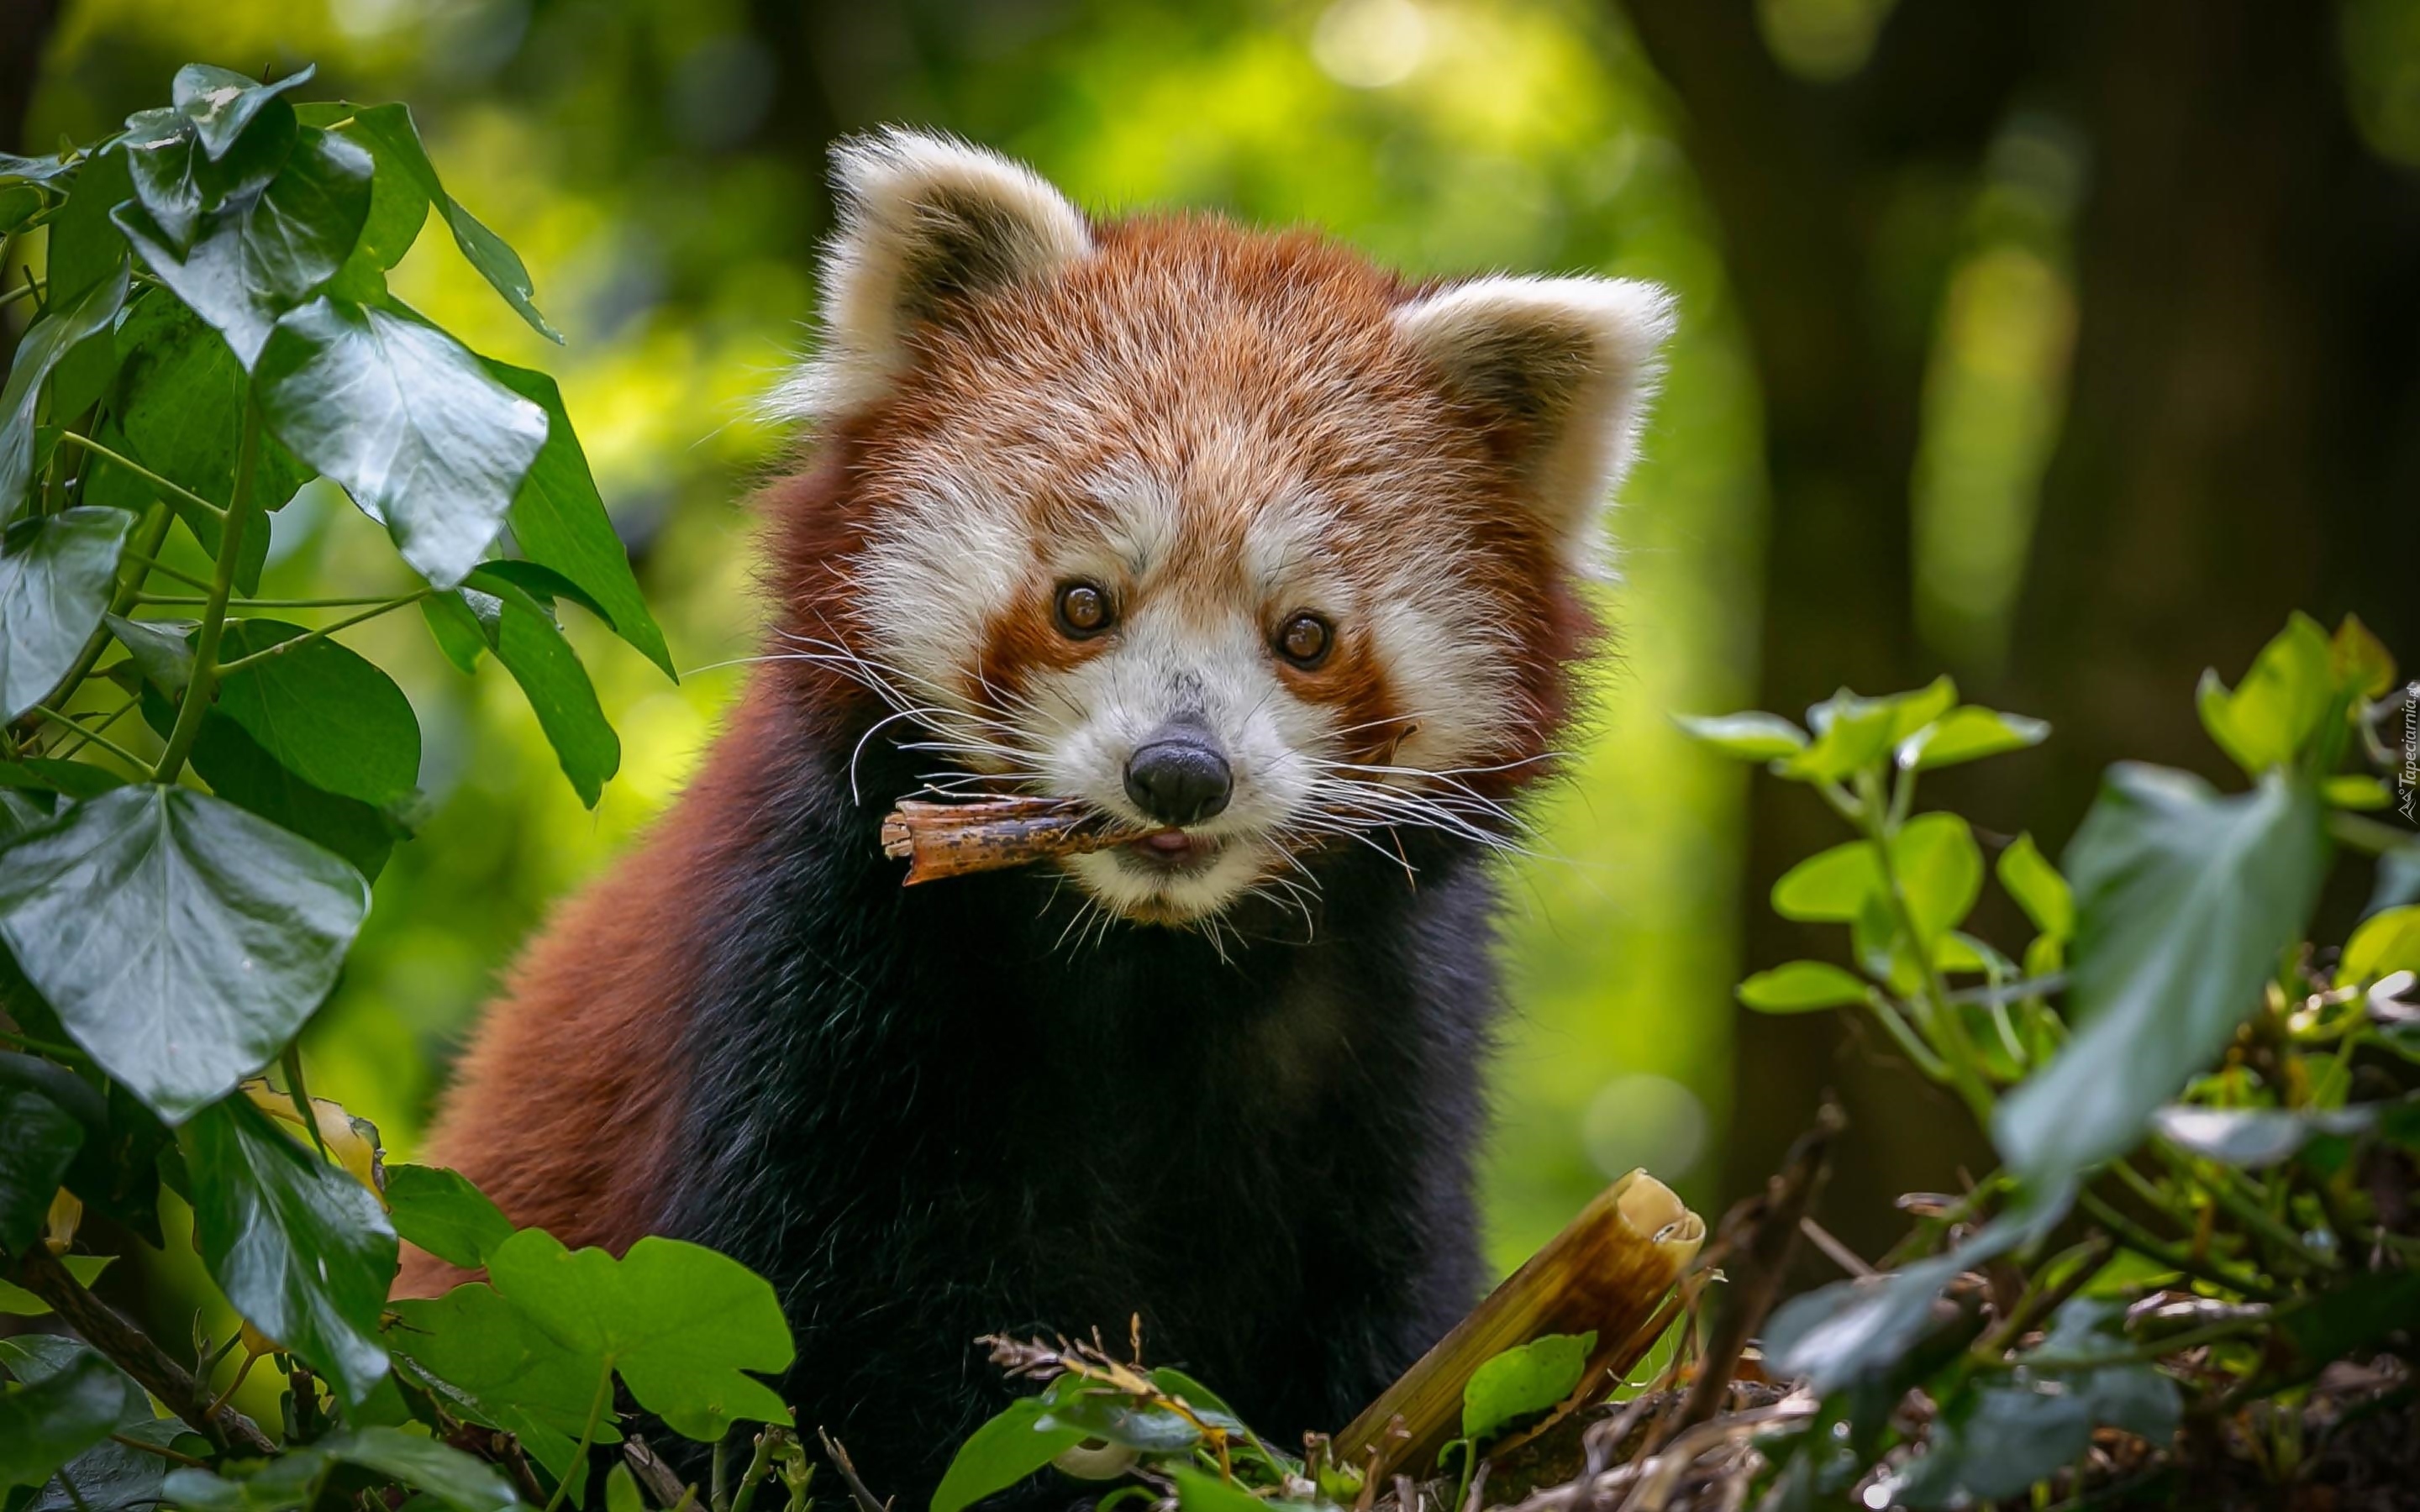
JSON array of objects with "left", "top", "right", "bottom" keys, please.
[
  {"left": 772, "top": 128, "right": 1091, "bottom": 420},
  {"left": 1392, "top": 276, "right": 1676, "bottom": 573}
]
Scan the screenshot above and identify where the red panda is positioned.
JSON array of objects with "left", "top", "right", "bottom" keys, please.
[{"left": 406, "top": 129, "right": 1671, "bottom": 1499}]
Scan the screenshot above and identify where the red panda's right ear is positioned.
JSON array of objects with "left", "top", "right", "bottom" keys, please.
[{"left": 771, "top": 129, "right": 1090, "bottom": 421}]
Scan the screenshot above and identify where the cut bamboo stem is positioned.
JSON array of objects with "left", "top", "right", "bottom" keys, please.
[
  {"left": 1332, "top": 1170, "right": 1705, "bottom": 1482},
  {"left": 879, "top": 797, "right": 1139, "bottom": 885}
]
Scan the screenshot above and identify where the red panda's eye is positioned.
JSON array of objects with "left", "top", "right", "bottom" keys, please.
[
  {"left": 1277, "top": 612, "right": 1333, "bottom": 669},
  {"left": 1055, "top": 581, "right": 1113, "bottom": 638}
]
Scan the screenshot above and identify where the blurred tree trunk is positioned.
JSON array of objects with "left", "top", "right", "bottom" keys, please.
[{"left": 1623, "top": 0, "right": 2420, "bottom": 1260}]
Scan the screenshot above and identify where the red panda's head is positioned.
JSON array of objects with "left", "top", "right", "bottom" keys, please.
[{"left": 770, "top": 131, "right": 1673, "bottom": 927}]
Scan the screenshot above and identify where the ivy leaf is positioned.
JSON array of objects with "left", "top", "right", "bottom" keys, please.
[
  {"left": 1672, "top": 711, "right": 1805, "bottom": 762},
  {"left": 1995, "top": 768, "right": 2328, "bottom": 1184},
  {"left": 212, "top": 619, "right": 422, "bottom": 808},
  {"left": 1996, "top": 832, "right": 2074, "bottom": 942},
  {"left": 20, "top": 1419, "right": 185, "bottom": 1512},
  {"left": 180, "top": 702, "right": 401, "bottom": 881},
  {"left": 485, "top": 1229, "right": 795, "bottom": 1441},
  {"left": 484, "top": 362, "right": 674, "bottom": 678},
  {"left": 0, "top": 785, "right": 368, "bottom": 1122},
  {"left": 456, "top": 572, "right": 621, "bottom": 806},
  {"left": 255, "top": 297, "right": 548, "bottom": 587},
  {"left": 106, "top": 614, "right": 194, "bottom": 694},
  {"left": 44, "top": 152, "right": 134, "bottom": 305},
  {"left": 1737, "top": 961, "right": 1870, "bottom": 1014},
  {"left": 1897, "top": 706, "right": 2049, "bottom": 772},
  {"left": 0, "top": 256, "right": 130, "bottom": 518},
  {"left": 388, "top": 1283, "right": 618, "bottom": 1483},
  {"left": 115, "top": 128, "right": 375, "bottom": 370},
  {"left": 385, "top": 1164, "right": 513, "bottom": 1271},
  {"left": 0, "top": 1079, "right": 83, "bottom": 1252},
  {"left": 2196, "top": 614, "right": 2334, "bottom": 777},
  {"left": 185, "top": 1095, "right": 397, "bottom": 1404},
  {"left": 1460, "top": 1331, "right": 1597, "bottom": 1441},
  {"left": 174, "top": 64, "right": 318, "bottom": 161},
  {"left": 0, "top": 507, "right": 133, "bottom": 722},
  {"left": 300, "top": 102, "right": 560, "bottom": 343},
  {"left": 0, "top": 1347, "right": 130, "bottom": 1490},
  {"left": 929, "top": 1395, "right": 1087, "bottom": 1512}
]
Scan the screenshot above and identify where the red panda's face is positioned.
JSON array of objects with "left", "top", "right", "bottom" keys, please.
[{"left": 775, "top": 133, "right": 1672, "bottom": 927}]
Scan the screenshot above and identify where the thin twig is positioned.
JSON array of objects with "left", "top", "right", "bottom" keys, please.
[
  {"left": 1796, "top": 1216, "right": 1874, "bottom": 1279},
  {"left": 815, "top": 1430, "right": 891, "bottom": 1512},
  {"left": 51, "top": 431, "right": 225, "bottom": 518},
  {"left": 7, "top": 1247, "right": 276, "bottom": 1456}
]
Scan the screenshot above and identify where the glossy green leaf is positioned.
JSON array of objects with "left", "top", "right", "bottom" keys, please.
[
  {"left": 0, "top": 507, "right": 132, "bottom": 722},
  {"left": 929, "top": 1395, "right": 1087, "bottom": 1512},
  {"left": 486, "top": 1229, "right": 794, "bottom": 1441},
  {"left": 1035, "top": 1377, "right": 1200, "bottom": 1454},
  {"left": 120, "top": 95, "right": 292, "bottom": 254},
  {"left": 2149, "top": 1105, "right": 2374, "bottom": 1169},
  {"left": 292, "top": 105, "right": 429, "bottom": 272},
  {"left": 115, "top": 127, "right": 375, "bottom": 370},
  {"left": 174, "top": 64, "right": 318, "bottom": 161},
  {"left": 304, "top": 102, "right": 560, "bottom": 342},
  {"left": 20, "top": 1418, "right": 184, "bottom": 1512},
  {"left": 2338, "top": 905, "right": 2420, "bottom": 987},
  {"left": 385, "top": 1163, "right": 514, "bottom": 1271},
  {"left": 1765, "top": 1208, "right": 2031, "bottom": 1394},
  {"left": 44, "top": 152, "right": 134, "bottom": 305},
  {"left": 1461, "top": 1330, "right": 1596, "bottom": 1441},
  {"left": 0, "top": 257, "right": 130, "bottom": 518},
  {"left": 211, "top": 618, "right": 421, "bottom": 807},
  {"left": 0, "top": 1080, "right": 83, "bottom": 1252},
  {"left": 0, "top": 759, "right": 124, "bottom": 799},
  {"left": 0, "top": 1347, "right": 129, "bottom": 1490},
  {"left": 420, "top": 590, "right": 488, "bottom": 673},
  {"left": 1785, "top": 678, "right": 1957, "bottom": 782},
  {"left": 1996, "top": 832, "right": 2074, "bottom": 941},
  {"left": 485, "top": 362, "right": 674, "bottom": 677},
  {"left": 387, "top": 1283, "right": 614, "bottom": 1483},
  {"left": 1672, "top": 710, "right": 1804, "bottom": 762},
  {"left": 2196, "top": 613, "right": 2334, "bottom": 777},
  {"left": 1893, "top": 812, "right": 1983, "bottom": 946},
  {"left": 1995, "top": 767, "right": 2328, "bottom": 1184},
  {"left": 1737, "top": 960, "right": 1869, "bottom": 1013},
  {"left": 1170, "top": 1466, "right": 1282, "bottom": 1512},
  {"left": 105, "top": 613, "right": 192, "bottom": 694},
  {"left": 0, "top": 785, "right": 368, "bottom": 1121},
  {"left": 185, "top": 1095, "right": 397, "bottom": 1403},
  {"left": 1771, "top": 840, "right": 1882, "bottom": 922},
  {"left": 459, "top": 574, "right": 620, "bottom": 806},
  {"left": 1897, "top": 706, "right": 2049, "bottom": 772},
  {"left": 255, "top": 297, "right": 548, "bottom": 586}
]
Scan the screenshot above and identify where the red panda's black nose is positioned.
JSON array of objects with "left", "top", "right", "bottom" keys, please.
[{"left": 1123, "top": 729, "right": 1233, "bottom": 826}]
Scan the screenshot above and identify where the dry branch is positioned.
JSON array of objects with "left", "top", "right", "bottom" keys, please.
[{"left": 879, "top": 798, "right": 1139, "bottom": 885}]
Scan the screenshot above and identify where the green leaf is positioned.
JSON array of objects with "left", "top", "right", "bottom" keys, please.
[
  {"left": 930, "top": 1395, "right": 1088, "bottom": 1512},
  {"left": 2196, "top": 614, "right": 2334, "bottom": 776},
  {"left": 115, "top": 127, "right": 375, "bottom": 370},
  {"left": 20, "top": 1418, "right": 184, "bottom": 1512},
  {"left": 292, "top": 106, "right": 429, "bottom": 273},
  {"left": 1771, "top": 840, "right": 1882, "bottom": 922},
  {"left": 1994, "top": 767, "right": 2328, "bottom": 1184},
  {"left": 186, "top": 1095, "right": 397, "bottom": 1404},
  {"left": 1737, "top": 961, "right": 1869, "bottom": 1013},
  {"left": 316, "top": 1427, "right": 518, "bottom": 1512},
  {"left": 0, "top": 507, "right": 133, "bottom": 722},
  {"left": 2332, "top": 614, "right": 2397, "bottom": 701},
  {"left": 0, "top": 785, "right": 368, "bottom": 1121},
  {"left": 181, "top": 703, "right": 400, "bottom": 881},
  {"left": 387, "top": 1283, "right": 615, "bottom": 1483},
  {"left": 420, "top": 591, "right": 488, "bottom": 673},
  {"left": 2338, "top": 905, "right": 2420, "bottom": 987},
  {"left": 0, "top": 1255, "right": 113, "bottom": 1315},
  {"left": 121, "top": 96, "right": 292, "bottom": 254},
  {"left": 304, "top": 103, "right": 560, "bottom": 343},
  {"left": 460, "top": 574, "right": 620, "bottom": 806},
  {"left": 0, "top": 1347, "right": 129, "bottom": 1490},
  {"left": 486, "top": 1229, "right": 794, "bottom": 1441},
  {"left": 1897, "top": 706, "right": 2049, "bottom": 772},
  {"left": 1765, "top": 1210, "right": 2027, "bottom": 1394},
  {"left": 106, "top": 613, "right": 193, "bottom": 694},
  {"left": 0, "top": 758, "right": 124, "bottom": 799},
  {"left": 2149, "top": 1105, "right": 2374, "bottom": 1169},
  {"left": 1892, "top": 812, "right": 1983, "bottom": 947},
  {"left": 1672, "top": 711, "right": 1804, "bottom": 762},
  {"left": 0, "top": 1079, "right": 83, "bottom": 1252},
  {"left": 174, "top": 65, "right": 318, "bottom": 161},
  {"left": 1170, "top": 1466, "right": 1291, "bottom": 1512},
  {"left": 1890, "top": 1357, "right": 2177, "bottom": 1508},
  {"left": 1460, "top": 1331, "right": 1596, "bottom": 1442},
  {"left": 605, "top": 1464, "right": 644, "bottom": 1512},
  {"left": 386, "top": 1164, "right": 514, "bottom": 1271},
  {"left": 1996, "top": 832, "right": 2074, "bottom": 942},
  {"left": 255, "top": 297, "right": 548, "bottom": 587},
  {"left": 45, "top": 152, "right": 134, "bottom": 305},
  {"left": 484, "top": 362, "right": 674, "bottom": 678},
  {"left": 0, "top": 256, "right": 130, "bottom": 517},
  {"left": 2323, "top": 774, "right": 2392, "bottom": 810},
  {"left": 212, "top": 619, "right": 421, "bottom": 807},
  {"left": 1784, "top": 679, "right": 1958, "bottom": 783},
  {"left": 1035, "top": 1378, "right": 1201, "bottom": 1454}
]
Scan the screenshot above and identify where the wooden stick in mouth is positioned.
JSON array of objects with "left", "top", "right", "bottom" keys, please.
[{"left": 879, "top": 796, "right": 1142, "bottom": 885}]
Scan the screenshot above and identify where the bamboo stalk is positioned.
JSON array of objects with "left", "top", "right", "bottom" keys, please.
[{"left": 1333, "top": 1171, "right": 1706, "bottom": 1482}]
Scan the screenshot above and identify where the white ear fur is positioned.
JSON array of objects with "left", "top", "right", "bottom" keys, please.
[
  {"left": 1392, "top": 276, "right": 1676, "bottom": 571},
  {"left": 772, "top": 129, "right": 1091, "bottom": 419}
]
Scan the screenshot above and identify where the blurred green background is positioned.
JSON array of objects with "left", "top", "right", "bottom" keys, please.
[{"left": 9, "top": 0, "right": 2418, "bottom": 1341}]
